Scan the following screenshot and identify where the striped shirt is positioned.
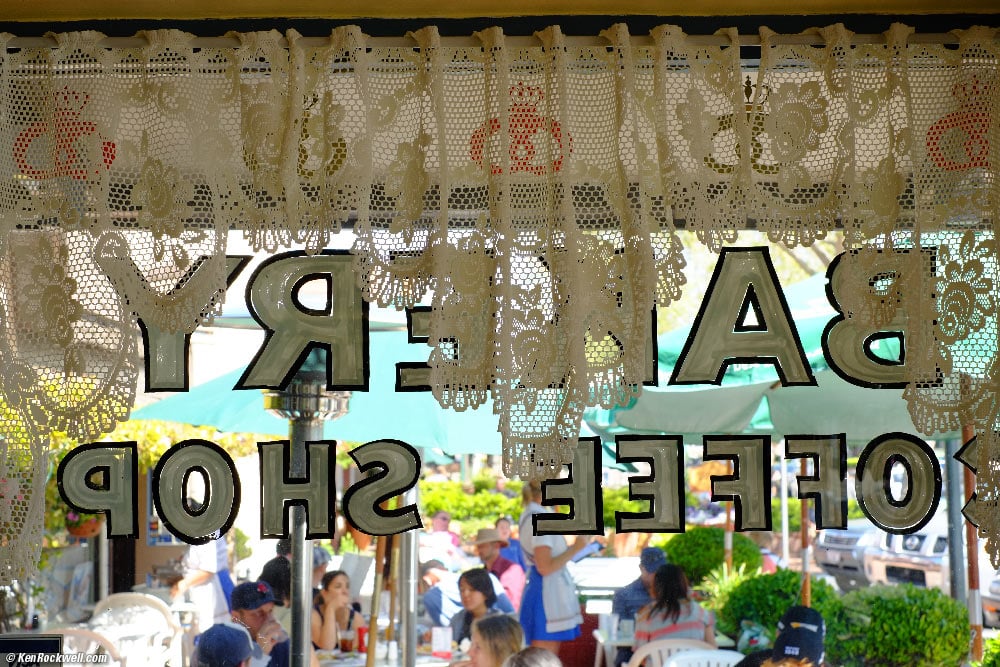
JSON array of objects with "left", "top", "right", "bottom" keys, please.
[{"left": 634, "top": 599, "right": 714, "bottom": 645}]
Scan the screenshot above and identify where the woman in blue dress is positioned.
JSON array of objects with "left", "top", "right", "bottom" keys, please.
[{"left": 517, "top": 481, "right": 595, "bottom": 654}]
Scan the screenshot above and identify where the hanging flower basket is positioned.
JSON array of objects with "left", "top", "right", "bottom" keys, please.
[{"left": 65, "top": 512, "right": 104, "bottom": 538}]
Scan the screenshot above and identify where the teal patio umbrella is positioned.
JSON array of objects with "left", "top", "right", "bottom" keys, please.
[
  {"left": 133, "top": 330, "right": 453, "bottom": 449},
  {"left": 584, "top": 273, "right": 948, "bottom": 445},
  {"left": 134, "top": 328, "right": 626, "bottom": 467}
]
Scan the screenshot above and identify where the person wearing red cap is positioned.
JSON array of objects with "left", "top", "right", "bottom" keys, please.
[{"left": 230, "top": 581, "right": 290, "bottom": 667}]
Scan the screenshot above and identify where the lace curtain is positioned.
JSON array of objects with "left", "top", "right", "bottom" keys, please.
[{"left": 0, "top": 23, "right": 997, "bottom": 582}]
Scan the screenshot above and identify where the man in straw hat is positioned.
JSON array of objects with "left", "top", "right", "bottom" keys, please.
[{"left": 473, "top": 527, "right": 526, "bottom": 611}]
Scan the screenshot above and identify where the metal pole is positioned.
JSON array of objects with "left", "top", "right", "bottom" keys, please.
[
  {"left": 264, "top": 352, "right": 352, "bottom": 667},
  {"left": 800, "top": 457, "right": 811, "bottom": 607},
  {"left": 945, "top": 438, "right": 967, "bottom": 602},
  {"left": 963, "top": 425, "right": 983, "bottom": 662},
  {"left": 724, "top": 462, "right": 733, "bottom": 569},
  {"left": 289, "top": 417, "right": 324, "bottom": 667},
  {"left": 399, "top": 485, "right": 418, "bottom": 667},
  {"left": 366, "top": 537, "right": 388, "bottom": 667},
  {"left": 97, "top": 521, "right": 110, "bottom": 601},
  {"left": 780, "top": 447, "right": 790, "bottom": 565}
]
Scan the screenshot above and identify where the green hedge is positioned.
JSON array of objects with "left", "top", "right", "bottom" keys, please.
[
  {"left": 980, "top": 634, "right": 1000, "bottom": 667},
  {"left": 826, "top": 584, "right": 969, "bottom": 667},
  {"left": 658, "top": 526, "right": 763, "bottom": 586},
  {"left": 715, "top": 568, "right": 839, "bottom": 642},
  {"left": 418, "top": 480, "right": 524, "bottom": 540},
  {"left": 418, "top": 480, "right": 680, "bottom": 540}
]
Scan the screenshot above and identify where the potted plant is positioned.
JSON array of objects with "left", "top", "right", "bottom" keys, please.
[{"left": 64, "top": 510, "right": 104, "bottom": 539}]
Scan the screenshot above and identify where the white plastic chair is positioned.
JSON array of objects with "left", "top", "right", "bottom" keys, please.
[
  {"left": 89, "top": 592, "right": 181, "bottom": 667},
  {"left": 49, "top": 627, "right": 125, "bottom": 666},
  {"left": 663, "top": 649, "right": 745, "bottom": 667},
  {"left": 624, "top": 639, "right": 715, "bottom": 667}
]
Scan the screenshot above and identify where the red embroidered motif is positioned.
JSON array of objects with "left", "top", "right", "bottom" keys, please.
[
  {"left": 926, "top": 76, "right": 991, "bottom": 172},
  {"left": 469, "top": 83, "right": 570, "bottom": 175},
  {"left": 12, "top": 87, "right": 116, "bottom": 181}
]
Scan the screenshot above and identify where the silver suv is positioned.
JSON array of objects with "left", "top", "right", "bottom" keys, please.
[
  {"left": 814, "top": 518, "right": 884, "bottom": 591},
  {"left": 863, "top": 511, "right": 1000, "bottom": 626}
]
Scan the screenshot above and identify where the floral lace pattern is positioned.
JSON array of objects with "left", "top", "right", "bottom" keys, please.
[{"left": 0, "top": 23, "right": 998, "bottom": 578}]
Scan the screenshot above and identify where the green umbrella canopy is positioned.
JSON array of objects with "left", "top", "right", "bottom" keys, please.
[
  {"left": 134, "top": 330, "right": 452, "bottom": 450},
  {"left": 656, "top": 272, "right": 901, "bottom": 385},
  {"left": 134, "top": 329, "right": 628, "bottom": 466},
  {"left": 585, "top": 273, "right": 945, "bottom": 445}
]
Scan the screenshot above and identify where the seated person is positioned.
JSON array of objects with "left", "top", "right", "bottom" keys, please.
[
  {"left": 449, "top": 615, "right": 524, "bottom": 667},
  {"left": 230, "top": 581, "right": 320, "bottom": 667},
  {"left": 634, "top": 564, "right": 715, "bottom": 648},
  {"left": 312, "top": 570, "right": 366, "bottom": 651},
  {"left": 312, "top": 544, "right": 332, "bottom": 596},
  {"left": 762, "top": 626, "right": 825, "bottom": 667},
  {"left": 420, "top": 560, "right": 515, "bottom": 627},
  {"left": 258, "top": 556, "right": 291, "bottom": 629},
  {"left": 230, "top": 581, "right": 290, "bottom": 667},
  {"left": 450, "top": 568, "right": 504, "bottom": 643},
  {"left": 501, "top": 647, "right": 563, "bottom": 667},
  {"left": 194, "top": 621, "right": 253, "bottom": 667},
  {"left": 611, "top": 547, "right": 666, "bottom": 665},
  {"left": 735, "top": 606, "right": 825, "bottom": 667},
  {"left": 495, "top": 516, "right": 525, "bottom": 570}
]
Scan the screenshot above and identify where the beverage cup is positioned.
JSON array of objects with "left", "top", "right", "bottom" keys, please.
[{"left": 339, "top": 629, "right": 355, "bottom": 653}]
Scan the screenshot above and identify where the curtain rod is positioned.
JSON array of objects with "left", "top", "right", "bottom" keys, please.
[{"left": 3, "top": 31, "right": 983, "bottom": 49}]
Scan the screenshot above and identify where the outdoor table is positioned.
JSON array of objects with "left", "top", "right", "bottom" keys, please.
[{"left": 593, "top": 628, "right": 637, "bottom": 667}]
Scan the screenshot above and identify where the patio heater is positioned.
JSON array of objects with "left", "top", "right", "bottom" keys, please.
[{"left": 264, "top": 350, "right": 350, "bottom": 667}]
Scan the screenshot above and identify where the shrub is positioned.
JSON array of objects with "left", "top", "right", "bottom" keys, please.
[
  {"left": 661, "top": 526, "right": 762, "bottom": 586},
  {"left": 419, "top": 480, "right": 677, "bottom": 541},
  {"left": 980, "top": 634, "right": 1000, "bottom": 667},
  {"left": 695, "top": 562, "right": 756, "bottom": 622},
  {"left": 603, "top": 486, "right": 650, "bottom": 529},
  {"left": 771, "top": 497, "right": 802, "bottom": 533},
  {"left": 826, "top": 584, "right": 969, "bottom": 667},
  {"left": 715, "top": 568, "right": 839, "bottom": 642},
  {"left": 418, "top": 480, "right": 523, "bottom": 540}
]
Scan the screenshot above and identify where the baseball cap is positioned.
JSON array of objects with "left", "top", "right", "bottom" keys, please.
[
  {"left": 197, "top": 622, "right": 253, "bottom": 667},
  {"left": 230, "top": 581, "right": 278, "bottom": 611},
  {"left": 473, "top": 528, "right": 509, "bottom": 547},
  {"left": 777, "top": 605, "right": 825, "bottom": 635},
  {"left": 313, "top": 544, "right": 332, "bottom": 569},
  {"left": 639, "top": 547, "right": 667, "bottom": 572},
  {"left": 773, "top": 626, "right": 825, "bottom": 663}
]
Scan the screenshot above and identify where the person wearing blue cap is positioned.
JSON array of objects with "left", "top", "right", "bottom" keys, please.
[
  {"left": 195, "top": 622, "right": 254, "bottom": 667},
  {"left": 610, "top": 547, "right": 667, "bottom": 666},
  {"left": 230, "top": 580, "right": 291, "bottom": 667}
]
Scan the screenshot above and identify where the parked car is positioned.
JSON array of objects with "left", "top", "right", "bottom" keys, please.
[
  {"left": 863, "top": 509, "right": 1000, "bottom": 627},
  {"left": 814, "top": 517, "right": 884, "bottom": 591}
]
